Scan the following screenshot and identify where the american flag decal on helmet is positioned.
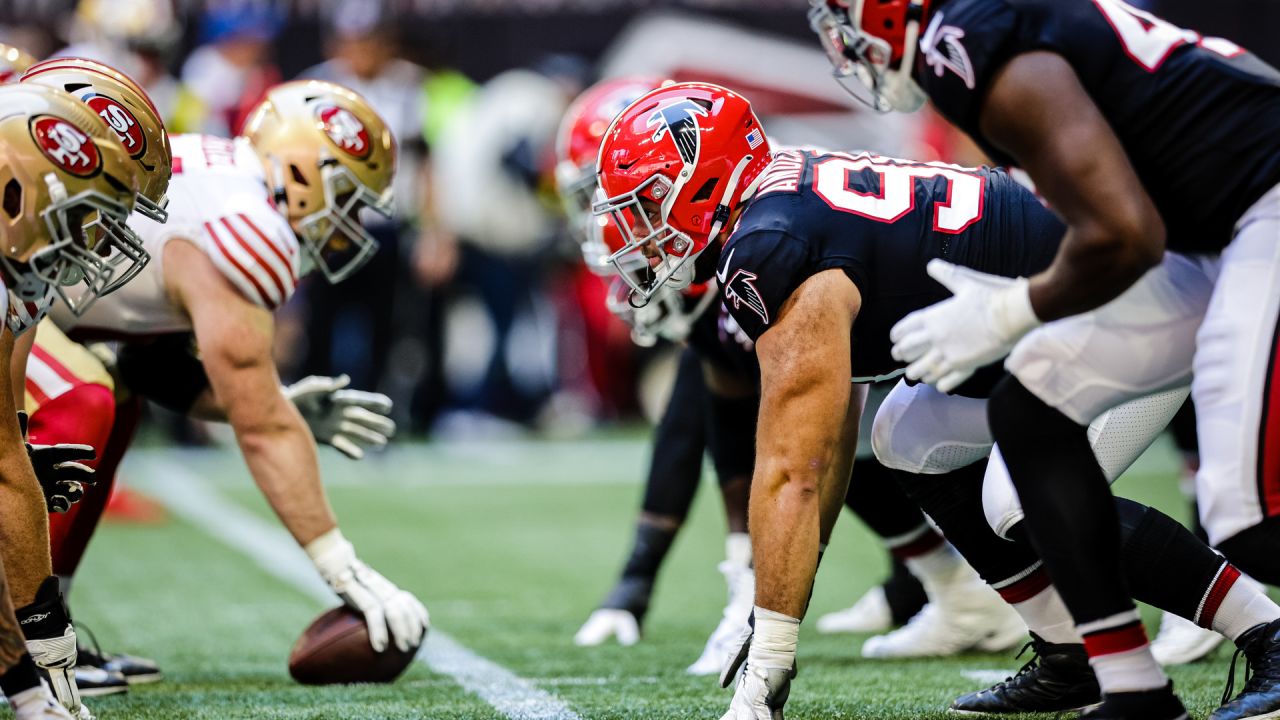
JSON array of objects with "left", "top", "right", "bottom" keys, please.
[{"left": 745, "top": 129, "right": 763, "bottom": 150}]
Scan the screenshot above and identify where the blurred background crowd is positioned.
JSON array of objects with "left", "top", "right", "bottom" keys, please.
[{"left": 1, "top": 0, "right": 1273, "bottom": 441}]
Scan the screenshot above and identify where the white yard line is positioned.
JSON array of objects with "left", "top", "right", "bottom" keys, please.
[{"left": 129, "top": 457, "right": 582, "bottom": 720}]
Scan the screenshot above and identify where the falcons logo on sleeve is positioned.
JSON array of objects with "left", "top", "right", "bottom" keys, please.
[
  {"left": 723, "top": 269, "right": 770, "bottom": 325},
  {"left": 921, "top": 13, "right": 976, "bottom": 89}
]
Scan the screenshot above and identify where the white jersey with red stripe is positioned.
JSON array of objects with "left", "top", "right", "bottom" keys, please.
[{"left": 53, "top": 134, "right": 300, "bottom": 339}]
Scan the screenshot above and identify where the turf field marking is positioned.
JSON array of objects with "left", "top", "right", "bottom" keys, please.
[
  {"left": 129, "top": 457, "right": 583, "bottom": 720},
  {"left": 960, "top": 669, "right": 1013, "bottom": 685}
]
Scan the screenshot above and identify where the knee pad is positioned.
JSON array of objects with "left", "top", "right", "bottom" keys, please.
[
  {"left": 981, "top": 446, "right": 1024, "bottom": 540},
  {"left": 871, "top": 380, "right": 993, "bottom": 475}
]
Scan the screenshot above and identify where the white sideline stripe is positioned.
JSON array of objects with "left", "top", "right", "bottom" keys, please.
[
  {"left": 130, "top": 458, "right": 582, "bottom": 720},
  {"left": 960, "top": 669, "right": 1012, "bottom": 685}
]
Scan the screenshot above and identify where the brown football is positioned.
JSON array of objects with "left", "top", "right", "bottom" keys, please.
[{"left": 288, "top": 606, "right": 419, "bottom": 685}]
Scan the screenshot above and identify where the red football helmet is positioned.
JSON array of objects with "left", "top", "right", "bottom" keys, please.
[
  {"left": 594, "top": 82, "right": 770, "bottom": 305},
  {"left": 555, "top": 76, "right": 665, "bottom": 274},
  {"left": 808, "top": 0, "right": 931, "bottom": 112}
]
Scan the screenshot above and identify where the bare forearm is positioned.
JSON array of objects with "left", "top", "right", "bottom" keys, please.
[
  {"left": 0, "top": 558, "right": 26, "bottom": 670},
  {"left": 233, "top": 404, "right": 337, "bottom": 547},
  {"left": 750, "top": 461, "right": 822, "bottom": 619},
  {"left": 1028, "top": 226, "right": 1161, "bottom": 321}
]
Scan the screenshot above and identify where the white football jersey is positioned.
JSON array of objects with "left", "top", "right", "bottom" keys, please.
[{"left": 53, "top": 133, "right": 300, "bottom": 339}]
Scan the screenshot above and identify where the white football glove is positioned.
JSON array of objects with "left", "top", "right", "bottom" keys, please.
[
  {"left": 284, "top": 374, "right": 396, "bottom": 460},
  {"left": 721, "top": 664, "right": 794, "bottom": 720},
  {"left": 573, "top": 609, "right": 641, "bottom": 647},
  {"left": 890, "top": 260, "right": 1042, "bottom": 394},
  {"left": 306, "top": 529, "right": 429, "bottom": 653}
]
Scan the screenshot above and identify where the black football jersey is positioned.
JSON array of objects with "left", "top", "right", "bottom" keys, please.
[
  {"left": 687, "top": 298, "right": 761, "bottom": 383},
  {"left": 914, "top": 0, "right": 1280, "bottom": 253},
  {"left": 717, "top": 148, "right": 1064, "bottom": 382}
]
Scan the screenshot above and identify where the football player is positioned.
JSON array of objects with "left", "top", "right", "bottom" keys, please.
[
  {"left": 813, "top": 1, "right": 1280, "bottom": 716},
  {"left": 558, "top": 77, "right": 757, "bottom": 672},
  {"left": 34, "top": 78, "right": 428, "bottom": 677},
  {"left": 0, "top": 82, "right": 149, "bottom": 719},
  {"left": 593, "top": 81, "right": 1280, "bottom": 720}
]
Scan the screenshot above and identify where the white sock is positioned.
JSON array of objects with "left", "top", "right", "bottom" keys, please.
[
  {"left": 749, "top": 606, "right": 799, "bottom": 670},
  {"left": 1013, "top": 585, "right": 1082, "bottom": 645},
  {"left": 1211, "top": 573, "right": 1278, "bottom": 641},
  {"left": 904, "top": 542, "right": 963, "bottom": 585},
  {"left": 726, "top": 533, "right": 752, "bottom": 567},
  {"left": 1080, "top": 611, "right": 1166, "bottom": 694}
]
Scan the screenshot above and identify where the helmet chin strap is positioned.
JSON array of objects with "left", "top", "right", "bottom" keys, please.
[{"left": 706, "top": 153, "right": 756, "bottom": 244}]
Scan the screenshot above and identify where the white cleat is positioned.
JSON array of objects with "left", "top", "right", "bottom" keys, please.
[
  {"left": 573, "top": 609, "right": 641, "bottom": 647},
  {"left": 689, "top": 562, "right": 755, "bottom": 675},
  {"left": 861, "top": 566, "right": 1025, "bottom": 659},
  {"left": 1151, "top": 611, "right": 1225, "bottom": 666},
  {"left": 816, "top": 586, "right": 892, "bottom": 635},
  {"left": 720, "top": 663, "right": 794, "bottom": 720}
]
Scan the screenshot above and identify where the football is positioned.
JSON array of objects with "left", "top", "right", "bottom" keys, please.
[{"left": 287, "top": 606, "right": 419, "bottom": 685}]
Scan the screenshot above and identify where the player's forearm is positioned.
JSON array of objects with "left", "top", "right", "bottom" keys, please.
[
  {"left": 231, "top": 400, "right": 337, "bottom": 547},
  {"left": 0, "top": 558, "right": 26, "bottom": 670},
  {"left": 750, "top": 457, "right": 823, "bottom": 619},
  {"left": 1028, "top": 224, "right": 1163, "bottom": 321}
]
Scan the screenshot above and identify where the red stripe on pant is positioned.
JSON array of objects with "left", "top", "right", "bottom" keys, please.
[
  {"left": 995, "top": 566, "right": 1053, "bottom": 605},
  {"left": 889, "top": 528, "right": 946, "bottom": 561},
  {"left": 1082, "top": 620, "right": 1149, "bottom": 658},
  {"left": 41, "top": 395, "right": 143, "bottom": 578},
  {"left": 1258, "top": 314, "right": 1280, "bottom": 516},
  {"left": 1198, "top": 563, "right": 1241, "bottom": 628}
]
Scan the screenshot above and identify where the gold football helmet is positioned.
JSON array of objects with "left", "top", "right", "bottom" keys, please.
[
  {"left": 21, "top": 56, "right": 172, "bottom": 228},
  {"left": 0, "top": 84, "right": 144, "bottom": 332},
  {"left": 241, "top": 80, "right": 396, "bottom": 283},
  {"left": 0, "top": 44, "right": 35, "bottom": 84}
]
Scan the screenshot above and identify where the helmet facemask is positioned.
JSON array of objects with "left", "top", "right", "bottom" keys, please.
[
  {"left": 592, "top": 173, "right": 699, "bottom": 305},
  {"left": 1, "top": 171, "right": 145, "bottom": 323},
  {"left": 292, "top": 151, "right": 392, "bottom": 284},
  {"left": 605, "top": 276, "right": 716, "bottom": 347},
  {"left": 809, "top": 0, "right": 928, "bottom": 113}
]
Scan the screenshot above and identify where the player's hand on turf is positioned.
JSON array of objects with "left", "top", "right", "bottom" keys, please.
[
  {"left": 28, "top": 443, "right": 96, "bottom": 514},
  {"left": 890, "top": 260, "right": 1042, "bottom": 393},
  {"left": 284, "top": 374, "right": 396, "bottom": 460},
  {"left": 721, "top": 664, "right": 793, "bottom": 720},
  {"left": 308, "top": 529, "right": 430, "bottom": 653},
  {"left": 574, "top": 609, "right": 641, "bottom": 647}
]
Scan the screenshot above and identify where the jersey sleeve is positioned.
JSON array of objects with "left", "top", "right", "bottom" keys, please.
[
  {"left": 715, "top": 229, "right": 810, "bottom": 343},
  {"left": 913, "top": 0, "right": 1021, "bottom": 133},
  {"left": 194, "top": 205, "right": 301, "bottom": 311}
]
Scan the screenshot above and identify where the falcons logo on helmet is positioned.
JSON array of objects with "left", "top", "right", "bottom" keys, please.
[
  {"left": 646, "top": 99, "right": 708, "bottom": 165},
  {"left": 921, "top": 14, "right": 976, "bottom": 89},
  {"left": 723, "top": 268, "right": 769, "bottom": 325}
]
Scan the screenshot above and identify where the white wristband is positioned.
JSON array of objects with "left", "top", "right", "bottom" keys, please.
[
  {"left": 305, "top": 527, "right": 355, "bottom": 579},
  {"left": 993, "top": 278, "right": 1042, "bottom": 338}
]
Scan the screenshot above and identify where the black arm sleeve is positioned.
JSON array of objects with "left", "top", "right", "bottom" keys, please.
[{"left": 115, "top": 333, "right": 211, "bottom": 414}]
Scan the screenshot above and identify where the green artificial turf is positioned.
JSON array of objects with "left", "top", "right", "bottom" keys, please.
[{"left": 57, "top": 433, "right": 1238, "bottom": 719}]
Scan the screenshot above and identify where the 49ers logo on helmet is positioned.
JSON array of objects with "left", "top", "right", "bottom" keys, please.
[
  {"left": 29, "top": 115, "right": 101, "bottom": 178},
  {"left": 315, "top": 104, "right": 370, "bottom": 160},
  {"left": 86, "top": 95, "right": 146, "bottom": 159}
]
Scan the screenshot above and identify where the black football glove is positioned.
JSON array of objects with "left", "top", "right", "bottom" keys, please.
[{"left": 18, "top": 411, "right": 98, "bottom": 513}]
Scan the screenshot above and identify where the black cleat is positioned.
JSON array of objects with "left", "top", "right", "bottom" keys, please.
[
  {"left": 71, "top": 664, "right": 129, "bottom": 697},
  {"left": 1211, "top": 617, "right": 1280, "bottom": 720},
  {"left": 949, "top": 634, "right": 1100, "bottom": 715},
  {"left": 1081, "top": 683, "right": 1187, "bottom": 720},
  {"left": 76, "top": 623, "right": 162, "bottom": 685}
]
